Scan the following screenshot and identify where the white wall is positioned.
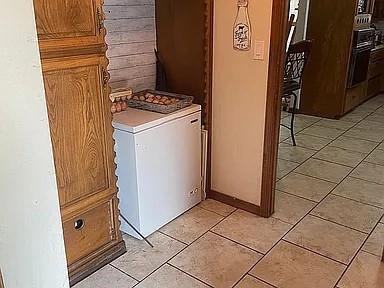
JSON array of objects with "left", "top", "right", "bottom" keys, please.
[
  {"left": 0, "top": 1, "right": 69, "bottom": 287},
  {"left": 104, "top": 0, "right": 156, "bottom": 91},
  {"left": 211, "top": 0, "right": 273, "bottom": 205}
]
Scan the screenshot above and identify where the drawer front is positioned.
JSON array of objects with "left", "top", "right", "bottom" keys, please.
[
  {"left": 345, "top": 84, "right": 365, "bottom": 113},
  {"left": 63, "top": 200, "right": 115, "bottom": 265},
  {"left": 367, "top": 76, "right": 382, "bottom": 99},
  {"left": 368, "top": 59, "right": 384, "bottom": 79}
]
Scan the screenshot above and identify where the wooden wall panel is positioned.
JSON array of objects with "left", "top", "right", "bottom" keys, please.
[
  {"left": 104, "top": 0, "right": 156, "bottom": 91},
  {"left": 155, "top": 0, "right": 207, "bottom": 109}
]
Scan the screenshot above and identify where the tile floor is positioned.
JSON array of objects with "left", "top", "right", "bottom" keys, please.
[{"left": 75, "top": 95, "right": 384, "bottom": 288}]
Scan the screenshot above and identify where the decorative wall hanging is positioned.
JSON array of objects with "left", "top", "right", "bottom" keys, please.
[{"left": 233, "top": 0, "right": 251, "bottom": 51}]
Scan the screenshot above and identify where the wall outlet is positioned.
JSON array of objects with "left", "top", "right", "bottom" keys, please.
[{"left": 253, "top": 41, "right": 265, "bottom": 60}]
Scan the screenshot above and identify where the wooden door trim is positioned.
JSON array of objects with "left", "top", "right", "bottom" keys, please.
[
  {"left": 259, "top": 0, "right": 289, "bottom": 217},
  {"left": 204, "top": 0, "right": 288, "bottom": 217}
]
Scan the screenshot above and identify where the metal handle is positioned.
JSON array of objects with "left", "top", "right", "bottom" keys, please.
[
  {"left": 96, "top": 7, "right": 104, "bottom": 34},
  {"left": 74, "top": 219, "right": 85, "bottom": 230}
]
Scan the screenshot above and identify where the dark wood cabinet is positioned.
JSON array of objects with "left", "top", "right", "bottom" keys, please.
[
  {"left": 300, "top": 0, "right": 357, "bottom": 118},
  {"left": 33, "top": 0, "right": 125, "bottom": 285},
  {"left": 366, "top": 46, "right": 384, "bottom": 100}
]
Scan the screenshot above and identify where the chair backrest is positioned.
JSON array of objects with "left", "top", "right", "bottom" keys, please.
[{"left": 284, "top": 40, "right": 312, "bottom": 84}]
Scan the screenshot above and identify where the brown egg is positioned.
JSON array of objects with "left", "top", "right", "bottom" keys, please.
[
  {"left": 121, "top": 101, "right": 127, "bottom": 110},
  {"left": 111, "top": 104, "right": 117, "bottom": 113},
  {"left": 116, "top": 102, "right": 122, "bottom": 112}
]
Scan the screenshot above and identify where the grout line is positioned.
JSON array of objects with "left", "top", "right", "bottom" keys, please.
[
  {"left": 278, "top": 99, "right": 384, "bottom": 288},
  {"left": 167, "top": 263, "right": 215, "bottom": 288},
  {"left": 348, "top": 174, "right": 384, "bottom": 186},
  {"left": 308, "top": 213, "right": 375, "bottom": 235},
  {"left": 110, "top": 264, "right": 141, "bottom": 283},
  {"left": 209, "top": 230, "right": 267, "bottom": 255},
  {"left": 281, "top": 239, "right": 348, "bottom": 266},
  {"left": 157, "top": 230, "right": 189, "bottom": 245},
  {"left": 328, "top": 192, "right": 384, "bottom": 210}
]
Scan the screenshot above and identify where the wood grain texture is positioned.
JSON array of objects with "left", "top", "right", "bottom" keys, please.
[
  {"left": 42, "top": 56, "right": 115, "bottom": 206},
  {"left": 259, "top": 0, "right": 290, "bottom": 217},
  {"left": 33, "top": 0, "right": 125, "bottom": 283},
  {"left": 300, "top": 0, "right": 356, "bottom": 118},
  {"left": 104, "top": 1, "right": 156, "bottom": 91},
  {"left": 34, "top": 0, "right": 105, "bottom": 53},
  {"left": 63, "top": 200, "right": 114, "bottom": 265},
  {"left": 155, "top": 0, "right": 207, "bottom": 109}
]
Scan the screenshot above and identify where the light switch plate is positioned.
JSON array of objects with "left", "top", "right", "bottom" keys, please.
[{"left": 253, "top": 41, "right": 265, "bottom": 60}]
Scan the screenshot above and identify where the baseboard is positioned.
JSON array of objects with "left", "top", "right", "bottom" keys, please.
[
  {"left": 68, "top": 240, "right": 126, "bottom": 286},
  {"left": 208, "top": 190, "right": 261, "bottom": 216}
]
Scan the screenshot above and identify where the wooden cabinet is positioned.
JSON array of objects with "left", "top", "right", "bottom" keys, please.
[
  {"left": 366, "top": 46, "right": 384, "bottom": 101},
  {"left": 33, "top": 0, "right": 125, "bottom": 285},
  {"left": 34, "top": 0, "right": 104, "bottom": 53},
  {"left": 300, "top": 0, "right": 356, "bottom": 119}
]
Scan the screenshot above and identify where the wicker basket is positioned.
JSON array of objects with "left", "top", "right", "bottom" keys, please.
[{"left": 127, "top": 90, "right": 194, "bottom": 114}]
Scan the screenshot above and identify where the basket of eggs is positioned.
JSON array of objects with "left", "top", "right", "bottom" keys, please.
[
  {"left": 110, "top": 88, "right": 132, "bottom": 114},
  {"left": 128, "top": 90, "right": 194, "bottom": 114}
]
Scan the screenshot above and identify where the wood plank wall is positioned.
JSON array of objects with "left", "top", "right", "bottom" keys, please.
[{"left": 104, "top": 0, "right": 156, "bottom": 91}]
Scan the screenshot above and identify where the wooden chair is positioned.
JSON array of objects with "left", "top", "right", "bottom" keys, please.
[{"left": 281, "top": 40, "right": 312, "bottom": 146}]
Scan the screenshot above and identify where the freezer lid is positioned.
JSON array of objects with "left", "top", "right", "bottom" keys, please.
[{"left": 112, "top": 104, "right": 201, "bottom": 133}]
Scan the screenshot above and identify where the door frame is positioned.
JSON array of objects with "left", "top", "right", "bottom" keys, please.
[{"left": 204, "top": 0, "right": 289, "bottom": 217}]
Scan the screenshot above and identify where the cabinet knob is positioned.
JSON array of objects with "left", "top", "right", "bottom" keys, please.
[{"left": 74, "top": 219, "right": 85, "bottom": 230}]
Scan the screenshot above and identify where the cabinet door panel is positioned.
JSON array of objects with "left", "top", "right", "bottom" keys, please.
[
  {"left": 42, "top": 56, "right": 114, "bottom": 206},
  {"left": 33, "top": 0, "right": 104, "bottom": 51}
]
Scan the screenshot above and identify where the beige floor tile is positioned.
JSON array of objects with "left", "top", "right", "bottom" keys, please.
[
  {"left": 344, "top": 127, "right": 384, "bottom": 142},
  {"left": 356, "top": 119, "right": 384, "bottom": 130},
  {"left": 135, "top": 264, "right": 209, "bottom": 288},
  {"left": 365, "top": 149, "right": 384, "bottom": 166},
  {"left": 111, "top": 232, "right": 186, "bottom": 281},
  {"left": 284, "top": 134, "right": 332, "bottom": 150},
  {"left": 212, "top": 209, "right": 292, "bottom": 253},
  {"left": 277, "top": 159, "right": 299, "bottom": 179},
  {"left": 329, "top": 136, "right": 378, "bottom": 153},
  {"left": 198, "top": 199, "right": 236, "bottom": 216},
  {"left": 278, "top": 143, "right": 316, "bottom": 163},
  {"left": 351, "top": 162, "right": 384, "bottom": 185},
  {"left": 313, "top": 146, "right": 367, "bottom": 167},
  {"left": 234, "top": 275, "right": 274, "bottom": 288},
  {"left": 340, "top": 111, "right": 369, "bottom": 123},
  {"left": 300, "top": 125, "right": 345, "bottom": 140},
  {"left": 281, "top": 111, "right": 289, "bottom": 119},
  {"left": 273, "top": 191, "right": 316, "bottom": 224},
  {"left": 332, "top": 177, "right": 384, "bottom": 208},
  {"left": 169, "top": 232, "right": 262, "bottom": 288},
  {"left": 311, "top": 194, "right": 383, "bottom": 233},
  {"left": 366, "top": 113, "right": 384, "bottom": 123},
  {"left": 362, "top": 223, "right": 384, "bottom": 257},
  {"left": 279, "top": 128, "right": 291, "bottom": 143},
  {"left": 281, "top": 116, "right": 315, "bottom": 132},
  {"left": 73, "top": 265, "right": 138, "bottom": 288},
  {"left": 160, "top": 206, "right": 223, "bottom": 244},
  {"left": 295, "top": 158, "right": 352, "bottom": 183},
  {"left": 276, "top": 172, "right": 336, "bottom": 202},
  {"left": 295, "top": 114, "right": 322, "bottom": 124},
  {"left": 284, "top": 215, "right": 367, "bottom": 264},
  {"left": 337, "top": 251, "right": 384, "bottom": 288},
  {"left": 316, "top": 119, "right": 356, "bottom": 130},
  {"left": 250, "top": 241, "right": 345, "bottom": 288},
  {"left": 378, "top": 142, "right": 384, "bottom": 150}
]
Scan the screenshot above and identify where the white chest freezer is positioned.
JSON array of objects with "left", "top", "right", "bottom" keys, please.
[{"left": 113, "top": 104, "right": 202, "bottom": 239}]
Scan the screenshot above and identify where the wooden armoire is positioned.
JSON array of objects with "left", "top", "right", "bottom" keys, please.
[{"left": 32, "top": 0, "right": 125, "bottom": 285}]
